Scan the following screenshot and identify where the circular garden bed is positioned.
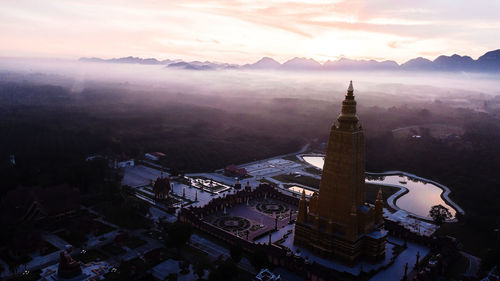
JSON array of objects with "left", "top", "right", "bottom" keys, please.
[
  {"left": 213, "top": 216, "right": 251, "bottom": 232},
  {"left": 256, "top": 202, "right": 289, "bottom": 215}
]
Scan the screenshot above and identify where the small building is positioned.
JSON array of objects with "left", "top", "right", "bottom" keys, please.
[
  {"left": 115, "top": 159, "right": 134, "bottom": 168},
  {"left": 112, "top": 153, "right": 135, "bottom": 168},
  {"left": 224, "top": 165, "right": 248, "bottom": 177},
  {"left": 0, "top": 184, "right": 80, "bottom": 225},
  {"left": 145, "top": 152, "right": 166, "bottom": 161}
]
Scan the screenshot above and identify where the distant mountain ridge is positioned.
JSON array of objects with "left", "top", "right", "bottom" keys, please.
[{"left": 79, "top": 49, "right": 500, "bottom": 72}]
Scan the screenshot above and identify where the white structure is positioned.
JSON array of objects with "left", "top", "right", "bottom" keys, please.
[
  {"left": 145, "top": 152, "right": 166, "bottom": 161},
  {"left": 115, "top": 159, "right": 135, "bottom": 168},
  {"left": 255, "top": 269, "right": 281, "bottom": 281},
  {"left": 85, "top": 154, "right": 105, "bottom": 161}
]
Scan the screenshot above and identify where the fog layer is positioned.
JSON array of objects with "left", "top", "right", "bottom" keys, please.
[{"left": 1, "top": 58, "right": 499, "bottom": 110}]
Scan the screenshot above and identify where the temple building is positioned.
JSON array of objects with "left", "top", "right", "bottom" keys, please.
[{"left": 294, "top": 81, "right": 387, "bottom": 264}]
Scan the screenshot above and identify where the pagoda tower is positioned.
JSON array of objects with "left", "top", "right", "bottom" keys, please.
[{"left": 294, "top": 81, "right": 386, "bottom": 264}]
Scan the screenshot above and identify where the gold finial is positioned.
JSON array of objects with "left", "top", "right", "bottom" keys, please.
[
  {"left": 348, "top": 80, "right": 354, "bottom": 93},
  {"left": 377, "top": 188, "right": 383, "bottom": 201}
]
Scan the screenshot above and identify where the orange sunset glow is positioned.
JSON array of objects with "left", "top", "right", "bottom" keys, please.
[{"left": 1, "top": 0, "right": 500, "bottom": 63}]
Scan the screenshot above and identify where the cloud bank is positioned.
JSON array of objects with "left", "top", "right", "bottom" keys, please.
[{"left": 1, "top": 1, "right": 500, "bottom": 63}]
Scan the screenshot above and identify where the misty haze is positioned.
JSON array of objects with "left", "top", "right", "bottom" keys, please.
[{"left": 1, "top": 1, "right": 500, "bottom": 281}]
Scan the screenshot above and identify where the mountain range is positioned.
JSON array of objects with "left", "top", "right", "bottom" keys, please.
[{"left": 79, "top": 49, "right": 500, "bottom": 72}]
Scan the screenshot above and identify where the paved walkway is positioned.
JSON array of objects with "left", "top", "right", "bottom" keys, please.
[{"left": 370, "top": 239, "right": 430, "bottom": 281}]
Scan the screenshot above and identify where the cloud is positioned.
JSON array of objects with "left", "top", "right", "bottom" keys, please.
[{"left": 0, "top": 0, "right": 499, "bottom": 63}]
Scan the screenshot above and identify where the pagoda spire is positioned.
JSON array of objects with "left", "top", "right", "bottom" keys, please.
[
  {"left": 374, "top": 187, "right": 384, "bottom": 225},
  {"left": 376, "top": 188, "right": 383, "bottom": 201},
  {"left": 337, "top": 80, "right": 359, "bottom": 130},
  {"left": 297, "top": 189, "right": 308, "bottom": 223}
]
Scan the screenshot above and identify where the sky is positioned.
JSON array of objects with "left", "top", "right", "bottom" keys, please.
[{"left": 1, "top": 0, "right": 500, "bottom": 64}]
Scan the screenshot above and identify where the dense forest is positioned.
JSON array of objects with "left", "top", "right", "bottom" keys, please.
[{"left": 0, "top": 77, "right": 499, "bottom": 266}]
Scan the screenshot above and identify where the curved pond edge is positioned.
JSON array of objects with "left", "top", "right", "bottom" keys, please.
[
  {"left": 366, "top": 171, "right": 464, "bottom": 222},
  {"left": 297, "top": 153, "right": 324, "bottom": 164},
  {"left": 296, "top": 154, "right": 465, "bottom": 222}
]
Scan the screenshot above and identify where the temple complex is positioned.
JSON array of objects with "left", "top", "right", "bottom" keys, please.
[{"left": 294, "top": 81, "right": 387, "bottom": 264}]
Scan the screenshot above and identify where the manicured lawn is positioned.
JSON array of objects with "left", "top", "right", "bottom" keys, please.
[
  {"left": 365, "top": 183, "right": 400, "bottom": 208},
  {"left": 272, "top": 174, "right": 320, "bottom": 188},
  {"left": 304, "top": 167, "right": 322, "bottom": 175},
  {"left": 282, "top": 155, "right": 301, "bottom": 162},
  {"left": 258, "top": 178, "right": 278, "bottom": 187}
]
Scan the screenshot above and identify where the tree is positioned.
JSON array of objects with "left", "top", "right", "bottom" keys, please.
[
  {"left": 250, "top": 249, "right": 269, "bottom": 270},
  {"left": 178, "top": 260, "right": 190, "bottom": 275},
  {"left": 193, "top": 255, "right": 213, "bottom": 280},
  {"left": 7, "top": 260, "right": 20, "bottom": 276},
  {"left": 193, "top": 263, "right": 205, "bottom": 280},
  {"left": 429, "top": 205, "right": 452, "bottom": 225},
  {"left": 165, "top": 222, "right": 193, "bottom": 247},
  {"left": 166, "top": 273, "right": 178, "bottom": 281},
  {"left": 230, "top": 244, "right": 243, "bottom": 263}
]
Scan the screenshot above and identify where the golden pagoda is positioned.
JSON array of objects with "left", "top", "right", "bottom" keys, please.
[{"left": 294, "top": 81, "right": 386, "bottom": 264}]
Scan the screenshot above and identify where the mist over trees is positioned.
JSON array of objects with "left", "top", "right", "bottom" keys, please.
[{"left": 0, "top": 62, "right": 499, "bottom": 261}]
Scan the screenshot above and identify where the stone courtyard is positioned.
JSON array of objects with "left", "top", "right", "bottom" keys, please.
[{"left": 203, "top": 198, "right": 297, "bottom": 241}]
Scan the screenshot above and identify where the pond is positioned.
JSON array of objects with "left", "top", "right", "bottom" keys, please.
[
  {"left": 302, "top": 156, "right": 324, "bottom": 169},
  {"left": 366, "top": 175, "right": 456, "bottom": 218},
  {"left": 301, "top": 155, "right": 457, "bottom": 219}
]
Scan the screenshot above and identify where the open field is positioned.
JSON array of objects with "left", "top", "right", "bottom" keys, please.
[{"left": 272, "top": 174, "right": 320, "bottom": 188}]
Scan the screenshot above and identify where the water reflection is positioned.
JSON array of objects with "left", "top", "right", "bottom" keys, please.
[
  {"left": 302, "top": 156, "right": 324, "bottom": 169},
  {"left": 302, "top": 156, "right": 456, "bottom": 218},
  {"left": 366, "top": 175, "right": 456, "bottom": 218}
]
